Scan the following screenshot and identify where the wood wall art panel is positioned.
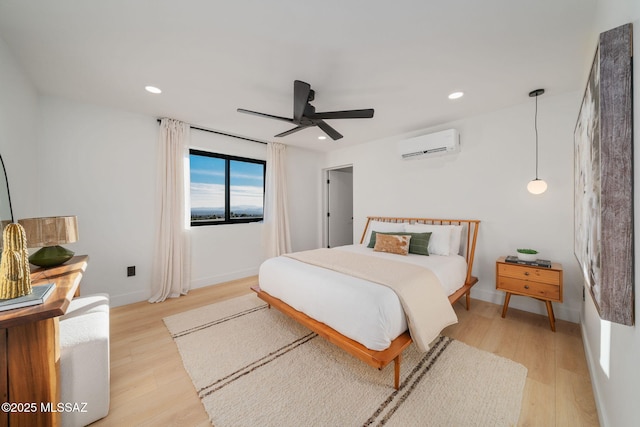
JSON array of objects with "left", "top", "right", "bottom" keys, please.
[{"left": 574, "top": 23, "right": 634, "bottom": 325}]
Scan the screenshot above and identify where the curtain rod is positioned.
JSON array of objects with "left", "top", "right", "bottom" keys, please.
[{"left": 156, "top": 119, "right": 268, "bottom": 145}]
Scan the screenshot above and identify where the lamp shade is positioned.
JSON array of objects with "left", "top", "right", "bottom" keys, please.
[
  {"left": 527, "top": 179, "right": 548, "bottom": 195},
  {"left": 18, "top": 216, "right": 78, "bottom": 248}
]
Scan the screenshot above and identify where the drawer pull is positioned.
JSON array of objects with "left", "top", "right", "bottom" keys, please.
[
  {"left": 524, "top": 272, "right": 530, "bottom": 276},
  {"left": 524, "top": 285, "right": 530, "bottom": 289}
]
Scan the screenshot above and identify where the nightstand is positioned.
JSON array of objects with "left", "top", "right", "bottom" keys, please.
[{"left": 496, "top": 256, "right": 563, "bottom": 331}]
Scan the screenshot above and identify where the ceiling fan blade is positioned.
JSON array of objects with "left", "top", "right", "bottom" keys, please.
[
  {"left": 274, "top": 125, "right": 310, "bottom": 138},
  {"left": 237, "top": 108, "right": 294, "bottom": 124},
  {"left": 293, "top": 80, "right": 311, "bottom": 123},
  {"left": 310, "top": 108, "right": 375, "bottom": 120},
  {"left": 316, "top": 120, "right": 343, "bottom": 140}
]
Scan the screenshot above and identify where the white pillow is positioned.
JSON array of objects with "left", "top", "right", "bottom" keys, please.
[
  {"left": 404, "top": 223, "right": 452, "bottom": 256},
  {"left": 449, "top": 225, "right": 463, "bottom": 255},
  {"left": 363, "top": 220, "right": 405, "bottom": 245}
]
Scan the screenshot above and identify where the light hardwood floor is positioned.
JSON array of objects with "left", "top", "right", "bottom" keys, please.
[{"left": 93, "top": 277, "right": 599, "bottom": 426}]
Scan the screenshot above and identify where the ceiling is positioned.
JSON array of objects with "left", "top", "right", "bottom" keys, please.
[{"left": 0, "top": 0, "right": 597, "bottom": 152}]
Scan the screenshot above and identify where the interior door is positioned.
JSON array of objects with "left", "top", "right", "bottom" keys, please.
[{"left": 327, "top": 168, "right": 353, "bottom": 248}]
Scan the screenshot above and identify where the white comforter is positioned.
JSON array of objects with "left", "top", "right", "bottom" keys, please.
[{"left": 258, "top": 244, "right": 467, "bottom": 351}]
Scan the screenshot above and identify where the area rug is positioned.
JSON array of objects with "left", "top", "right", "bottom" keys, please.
[{"left": 164, "top": 294, "right": 527, "bottom": 427}]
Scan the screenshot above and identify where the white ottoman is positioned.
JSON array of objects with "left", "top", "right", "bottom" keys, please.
[{"left": 59, "top": 293, "right": 110, "bottom": 427}]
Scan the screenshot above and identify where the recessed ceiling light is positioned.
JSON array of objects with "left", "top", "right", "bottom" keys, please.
[
  {"left": 448, "top": 91, "right": 464, "bottom": 100},
  {"left": 318, "top": 135, "right": 327, "bottom": 140},
  {"left": 145, "top": 86, "right": 162, "bottom": 94}
]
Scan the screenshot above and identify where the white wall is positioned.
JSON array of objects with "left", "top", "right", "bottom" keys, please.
[
  {"left": 325, "top": 91, "right": 583, "bottom": 323},
  {"left": 0, "top": 35, "right": 40, "bottom": 217},
  {"left": 581, "top": 1, "right": 640, "bottom": 426},
  {"left": 37, "top": 96, "right": 158, "bottom": 306},
  {"left": 285, "top": 146, "right": 323, "bottom": 252}
]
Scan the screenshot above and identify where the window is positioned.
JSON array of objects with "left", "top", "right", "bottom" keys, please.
[{"left": 189, "top": 149, "right": 265, "bottom": 226}]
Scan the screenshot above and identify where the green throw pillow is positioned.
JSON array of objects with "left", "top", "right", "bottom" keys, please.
[{"left": 367, "top": 231, "right": 431, "bottom": 255}]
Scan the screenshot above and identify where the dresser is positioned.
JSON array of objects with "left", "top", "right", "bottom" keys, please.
[
  {"left": 0, "top": 256, "right": 88, "bottom": 427},
  {"left": 495, "top": 256, "right": 563, "bottom": 331}
]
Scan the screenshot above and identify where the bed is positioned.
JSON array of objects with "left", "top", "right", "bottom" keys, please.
[{"left": 252, "top": 216, "right": 480, "bottom": 389}]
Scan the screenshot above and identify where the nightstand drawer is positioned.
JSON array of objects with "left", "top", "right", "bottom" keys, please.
[
  {"left": 497, "top": 276, "right": 560, "bottom": 301},
  {"left": 497, "top": 263, "right": 560, "bottom": 285}
]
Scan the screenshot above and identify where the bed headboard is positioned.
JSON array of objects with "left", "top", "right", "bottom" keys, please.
[{"left": 360, "top": 216, "right": 480, "bottom": 286}]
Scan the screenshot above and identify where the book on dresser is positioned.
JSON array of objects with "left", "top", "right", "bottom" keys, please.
[
  {"left": 0, "top": 283, "right": 56, "bottom": 312},
  {"left": 504, "top": 255, "right": 552, "bottom": 268}
]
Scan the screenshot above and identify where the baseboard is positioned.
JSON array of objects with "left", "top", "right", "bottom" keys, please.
[
  {"left": 109, "top": 289, "right": 149, "bottom": 307},
  {"left": 190, "top": 267, "right": 259, "bottom": 290},
  {"left": 580, "top": 319, "right": 607, "bottom": 427},
  {"left": 104, "top": 268, "right": 259, "bottom": 307},
  {"left": 471, "top": 287, "right": 581, "bottom": 324}
]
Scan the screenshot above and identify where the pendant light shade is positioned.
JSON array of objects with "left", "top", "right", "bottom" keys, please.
[
  {"left": 527, "top": 178, "right": 548, "bottom": 195},
  {"left": 527, "top": 89, "right": 547, "bottom": 195}
]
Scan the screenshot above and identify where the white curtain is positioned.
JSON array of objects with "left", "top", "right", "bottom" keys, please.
[
  {"left": 263, "top": 142, "right": 291, "bottom": 258},
  {"left": 149, "top": 118, "right": 191, "bottom": 303}
]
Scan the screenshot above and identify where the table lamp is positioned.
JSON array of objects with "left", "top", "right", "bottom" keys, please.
[{"left": 18, "top": 216, "right": 79, "bottom": 267}]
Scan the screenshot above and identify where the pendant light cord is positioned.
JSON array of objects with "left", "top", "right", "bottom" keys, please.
[{"left": 534, "top": 94, "right": 539, "bottom": 180}]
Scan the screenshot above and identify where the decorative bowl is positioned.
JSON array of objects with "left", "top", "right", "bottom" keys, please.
[{"left": 517, "top": 249, "right": 538, "bottom": 262}]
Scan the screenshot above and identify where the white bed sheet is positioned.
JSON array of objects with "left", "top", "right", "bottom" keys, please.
[{"left": 258, "top": 244, "right": 467, "bottom": 351}]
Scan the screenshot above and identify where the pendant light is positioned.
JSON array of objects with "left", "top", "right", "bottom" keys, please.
[{"left": 527, "top": 89, "right": 547, "bottom": 195}]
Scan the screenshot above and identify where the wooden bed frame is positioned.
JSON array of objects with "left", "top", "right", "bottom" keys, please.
[{"left": 252, "top": 216, "right": 480, "bottom": 389}]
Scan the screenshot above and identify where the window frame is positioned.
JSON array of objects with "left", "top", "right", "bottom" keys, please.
[{"left": 189, "top": 149, "right": 266, "bottom": 226}]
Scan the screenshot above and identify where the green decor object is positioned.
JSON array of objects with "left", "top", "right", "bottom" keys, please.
[
  {"left": 28, "top": 245, "right": 75, "bottom": 268},
  {"left": 516, "top": 248, "right": 538, "bottom": 254}
]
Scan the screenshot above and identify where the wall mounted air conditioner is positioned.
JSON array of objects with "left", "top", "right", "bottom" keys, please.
[{"left": 397, "top": 129, "right": 460, "bottom": 160}]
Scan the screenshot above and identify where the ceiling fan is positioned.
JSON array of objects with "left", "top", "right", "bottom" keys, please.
[{"left": 237, "top": 80, "right": 374, "bottom": 141}]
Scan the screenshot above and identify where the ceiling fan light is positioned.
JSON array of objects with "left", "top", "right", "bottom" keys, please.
[
  {"left": 318, "top": 135, "right": 327, "bottom": 140},
  {"left": 145, "top": 85, "right": 162, "bottom": 94},
  {"left": 527, "top": 179, "right": 547, "bottom": 195},
  {"left": 448, "top": 91, "right": 464, "bottom": 100}
]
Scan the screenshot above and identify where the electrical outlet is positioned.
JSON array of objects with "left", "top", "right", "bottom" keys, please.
[{"left": 127, "top": 266, "right": 136, "bottom": 277}]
